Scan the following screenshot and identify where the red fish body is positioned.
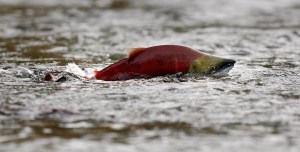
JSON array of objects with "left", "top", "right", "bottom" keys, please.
[
  {"left": 94, "top": 45, "right": 236, "bottom": 81},
  {"left": 95, "top": 45, "right": 202, "bottom": 81}
]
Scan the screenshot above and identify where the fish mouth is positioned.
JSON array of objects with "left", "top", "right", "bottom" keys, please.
[{"left": 211, "top": 59, "right": 236, "bottom": 75}]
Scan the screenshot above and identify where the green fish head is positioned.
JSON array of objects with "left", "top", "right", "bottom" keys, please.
[{"left": 189, "top": 54, "right": 236, "bottom": 75}]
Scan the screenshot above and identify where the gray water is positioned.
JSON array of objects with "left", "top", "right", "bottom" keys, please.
[{"left": 0, "top": 0, "right": 300, "bottom": 152}]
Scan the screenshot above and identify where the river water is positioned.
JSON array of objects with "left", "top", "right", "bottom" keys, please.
[{"left": 0, "top": 0, "right": 300, "bottom": 152}]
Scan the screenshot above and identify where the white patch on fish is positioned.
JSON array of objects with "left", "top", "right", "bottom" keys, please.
[{"left": 213, "top": 65, "right": 234, "bottom": 75}]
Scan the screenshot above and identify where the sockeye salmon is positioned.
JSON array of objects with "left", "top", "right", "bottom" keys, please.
[{"left": 93, "top": 45, "right": 235, "bottom": 81}]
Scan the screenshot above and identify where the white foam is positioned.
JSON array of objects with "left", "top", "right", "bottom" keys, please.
[{"left": 65, "top": 63, "right": 86, "bottom": 77}]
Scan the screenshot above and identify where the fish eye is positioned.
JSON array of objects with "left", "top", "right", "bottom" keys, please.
[{"left": 210, "top": 66, "right": 216, "bottom": 70}]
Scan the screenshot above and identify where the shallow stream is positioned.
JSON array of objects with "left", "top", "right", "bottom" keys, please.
[{"left": 0, "top": 0, "right": 300, "bottom": 151}]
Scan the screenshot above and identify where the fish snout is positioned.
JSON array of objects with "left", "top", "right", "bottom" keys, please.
[
  {"left": 212, "top": 58, "right": 236, "bottom": 75},
  {"left": 222, "top": 59, "right": 236, "bottom": 67}
]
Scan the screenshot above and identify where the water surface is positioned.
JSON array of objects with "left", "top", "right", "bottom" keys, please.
[{"left": 0, "top": 0, "right": 300, "bottom": 152}]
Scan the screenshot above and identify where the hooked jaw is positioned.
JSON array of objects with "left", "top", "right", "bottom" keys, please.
[
  {"left": 210, "top": 59, "right": 235, "bottom": 75},
  {"left": 188, "top": 54, "right": 236, "bottom": 75}
]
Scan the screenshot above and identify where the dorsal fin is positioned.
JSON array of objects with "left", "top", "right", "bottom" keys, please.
[{"left": 127, "top": 48, "right": 146, "bottom": 61}]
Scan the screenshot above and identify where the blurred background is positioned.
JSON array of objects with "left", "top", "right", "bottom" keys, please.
[{"left": 0, "top": 0, "right": 300, "bottom": 152}]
